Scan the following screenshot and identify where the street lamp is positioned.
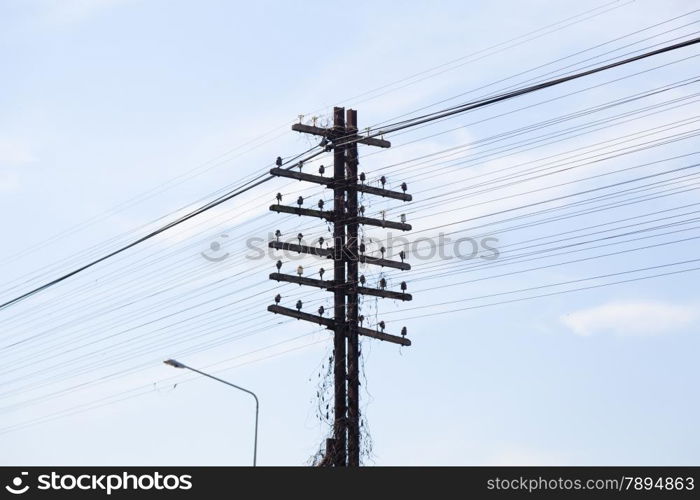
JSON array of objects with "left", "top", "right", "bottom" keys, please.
[{"left": 163, "top": 359, "right": 259, "bottom": 466}]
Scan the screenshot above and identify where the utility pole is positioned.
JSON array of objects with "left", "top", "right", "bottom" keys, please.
[
  {"left": 267, "top": 107, "right": 413, "bottom": 466},
  {"left": 331, "top": 107, "right": 348, "bottom": 466},
  {"left": 345, "top": 109, "right": 360, "bottom": 466}
]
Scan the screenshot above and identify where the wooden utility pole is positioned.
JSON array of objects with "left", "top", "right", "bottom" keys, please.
[
  {"left": 331, "top": 107, "right": 348, "bottom": 466},
  {"left": 345, "top": 109, "right": 360, "bottom": 466},
  {"left": 267, "top": 107, "right": 412, "bottom": 466}
]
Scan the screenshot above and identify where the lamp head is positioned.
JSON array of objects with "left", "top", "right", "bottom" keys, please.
[{"left": 164, "top": 359, "right": 186, "bottom": 369}]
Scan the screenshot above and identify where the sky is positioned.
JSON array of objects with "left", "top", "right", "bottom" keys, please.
[{"left": 1, "top": 0, "right": 699, "bottom": 465}]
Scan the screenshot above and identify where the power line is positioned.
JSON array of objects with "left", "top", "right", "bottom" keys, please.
[
  {"left": 0, "top": 147, "right": 324, "bottom": 312},
  {"left": 4, "top": 34, "right": 699, "bottom": 314}
]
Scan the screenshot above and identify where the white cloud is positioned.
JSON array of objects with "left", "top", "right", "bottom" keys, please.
[
  {"left": 0, "top": 139, "right": 36, "bottom": 167},
  {"left": 561, "top": 300, "right": 698, "bottom": 337}
]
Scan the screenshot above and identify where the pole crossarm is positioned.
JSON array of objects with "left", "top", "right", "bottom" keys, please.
[
  {"left": 359, "top": 255, "right": 411, "bottom": 270},
  {"left": 291, "top": 123, "right": 391, "bottom": 148},
  {"left": 356, "top": 184, "right": 412, "bottom": 202},
  {"left": 269, "top": 273, "right": 412, "bottom": 300},
  {"left": 356, "top": 286, "right": 412, "bottom": 301},
  {"left": 267, "top": 304, "right": 334, "bottom": 327},
  {"left": 357, "top": 325, "right": 411, "bottom": 346},
  {"left": 270, "top": 167, "right": 412, "bottom": 201},
  {"left": 269, "top": 273, "right": 334, "bottom": 289},
  {"left": 355, "top": 215, "right": 411, "bottom": 231},
  {"left": 267, "top": 304, "right": 411, "bottom": 346},
  {"left": 269, "top": 204, "right": 334, "bottom": 220},
  {"left": 268, "top": 241, "right": 334, "bottom": 258},
  {"left": 270, "top": 167, "right": 332, "bottom": 186}
]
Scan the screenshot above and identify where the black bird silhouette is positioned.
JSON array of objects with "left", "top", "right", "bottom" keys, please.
[
  {"left": 380, "top": 175, "right": 386, "bottom": 188},
  {"left": 399, "top": 250, "right": 406, "bottom": 262},
  {"left": 359, "top": 315, "right": 365, "bottom": 326},
  {"left": 276, "top": 260, "right": 282, "bottom": 271},
  {"left": 359, "top": 172, "right": 366, "bottom": 184},
  {"left": 274, "top": 294, "right": 281, "bottom": 304},
  {"left": 401, "top": 326, "right": 407, "bottom": 337},
  {"left": 379, "top": 321, "right": 386, "bottom": 332},
  {"left": 318, "top": 306, "right": 325, "bottom": 316},
  {"left": 297, "top": 196, "right": 304, "bottom": 208},
  {"left": 276, "top": 192, "right": 282, "bottom": 204},
  {"left": 359, "top": 242, "right": 366, "bottom": 254},
  {"left": 400, "top": 281, "right": 407, "bottom": 292},
  {"left": 380, "top": 246, "right": 386, "bottom": 258},
  {"left": 275, "top": 156, "right": 282, "bottom": 167},
  {"left": 318, "top": 199, "right": 324, "bottom": 210},
  {"left": 359, "top": 205, "right": 365, "bottom": 215},
  {"left": 296, "top": 300, "right": 303, "bottom": 311},
  {"left": 379, "top": 277, "right": 387, "bottom": 289},
  {"left": 318, "top": 237, "right": 325, "bottom": 248},
  {"left": 319, "top": 164, "right": 325, "bottom": 176},
  {"left": 297, "top": 233, "right": 303, "bottom": 245},
  {"left": 275, "top": 229, "right": 281, "bottom": 242},
  {"left": 359, "top": 274, "right": 366, "bottom": 285},
  {"left": 319, "top": 267, "right": 325, "bottom": 279},
  {"left": 401, "top": 182, "right": 407, "bottom": 193}
]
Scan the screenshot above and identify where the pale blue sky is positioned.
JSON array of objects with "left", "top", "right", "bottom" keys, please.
[{"left": 1, "top": 0, "right": 699, "bottom": 465}]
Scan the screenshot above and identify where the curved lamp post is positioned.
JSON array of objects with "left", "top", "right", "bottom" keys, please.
[{"left": 163, "top": 359, "right": 259, "bottom": 466}]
